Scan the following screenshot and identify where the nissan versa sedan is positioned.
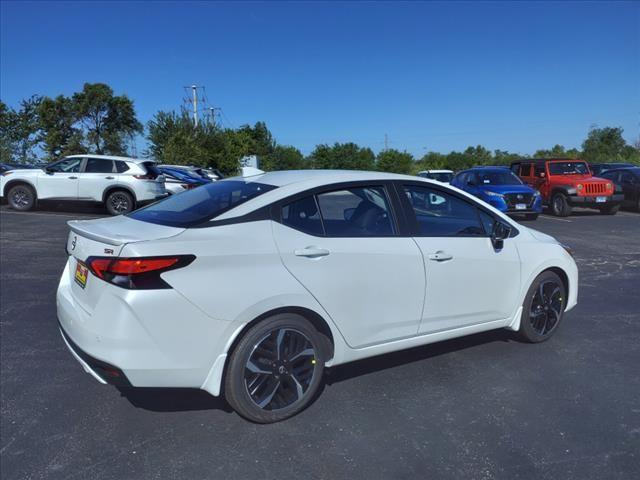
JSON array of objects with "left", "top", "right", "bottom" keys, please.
[{"left": 57, "top": 170, "right": 578, "bottom": 423}]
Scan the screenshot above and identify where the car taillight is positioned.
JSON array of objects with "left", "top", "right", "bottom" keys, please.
[
  {"left": 86, "top": 255, "right": 195, "bottom": 289},
  {"left": 1, "top": 171, "right": 13, "bottom": 177}
]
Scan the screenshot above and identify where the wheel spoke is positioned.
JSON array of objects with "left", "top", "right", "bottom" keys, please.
[
  {"left": 290, "top": 374, "right": 304, "bottom": 401},
  {"left": 256, "top": 380, "right": 281, "bottom": 409},
  {"left": 276, "top": 329, "right": 286, "bottom": 360},
  {"left": 289, "top": 348, "right": 314, "bottom": 362},
  {"left": 246, "top": 359, "right": 272, "bottom": 375}
]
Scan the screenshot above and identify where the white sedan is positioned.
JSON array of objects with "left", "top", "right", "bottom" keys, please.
[{"left": 57, "top": 170, "right": 578, "bottom": 422}]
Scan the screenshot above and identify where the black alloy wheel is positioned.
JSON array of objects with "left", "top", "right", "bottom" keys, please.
[{"left": 518, "top": 271, "right": 566, "bottom": 343}]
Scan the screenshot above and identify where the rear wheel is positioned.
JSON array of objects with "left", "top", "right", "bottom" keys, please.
[
  {"left": 551, "top": 193, "right": 571, "bottom": 217},
  {"left": 224, "top": 314, "right": 325, "bottom": 423},
  {"left": 7, "top": 184, "right": 36, "bottom": 211},
  {"left": 599, "top": 204, "right": 619, "bottom": 215},
  {"left": 105, "top": 190, "right": 134, "bottom": 215},
  {"left": 518, "top": 271, "right": 566, "bottom": 343}
]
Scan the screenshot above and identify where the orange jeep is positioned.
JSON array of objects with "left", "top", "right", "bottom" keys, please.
[{"left": 510, "top": 158, "right": 623, "bottom": 216}]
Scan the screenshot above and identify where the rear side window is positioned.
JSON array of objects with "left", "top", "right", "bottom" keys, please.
[
  {"left": 115, "top": 161, "right": 130, "bottom": 173},
  {"left": 129, "top": 180, "right": 277, "bottom": 227},
  {"left": 85, "top": 158, "right": 114, "bottom": 173},
  {"left": 282, "top": 196, "right": 324, "bottom": 236},
  {"left": 403, "top": 185, "right": 484, "bottom": 237},
  {"left": 317, "top": 187, "right": 395, "bottom": 236}
]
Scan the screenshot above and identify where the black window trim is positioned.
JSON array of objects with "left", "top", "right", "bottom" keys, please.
[
  {"left": 271, "top": 180, "right": 410, "bottom": 238},
  {"left": 395, "top": 180, "right": 519, "bottom": 238}
]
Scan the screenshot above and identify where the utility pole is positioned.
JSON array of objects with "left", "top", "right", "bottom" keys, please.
[
  {"left": 191, "top": 85, "right": 199, "bottom": 127},
  {"left": 384, "top": 133, "right": 388, "bottom": 151}
]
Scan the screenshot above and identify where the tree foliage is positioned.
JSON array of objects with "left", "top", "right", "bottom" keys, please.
[
  {"left": 376, "top": 149, "right": 414, "bottom": 174},
  {"left": 581, "top": 126, "right": 639, "bottom": 163},
  {"left": 308, "top": 142, "right": 375, "bottom": 170}
]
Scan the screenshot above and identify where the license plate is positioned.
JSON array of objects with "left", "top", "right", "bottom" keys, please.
[
  {"left": 596, "top": 196, "right": 606, "bottom": 203},
  {"left": 515, "top": 203, "right": 527, "bottom": 210},
  {"left": 74, "top": 261, "right": 88, "bottom": 289}
]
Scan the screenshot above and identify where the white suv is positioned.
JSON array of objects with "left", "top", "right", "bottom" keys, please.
[{"left": 0, "top": 155, "right": 167, "bottom": 215}]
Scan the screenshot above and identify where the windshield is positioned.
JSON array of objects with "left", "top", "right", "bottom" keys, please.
[
  {"left": 129, "top": 180, "right": 277, "bottom": 227},
  {"left": 477, "top": 170, "right": 523, "bottom": 186},
  {"left": 548, "top": 162, "right": 590, "bottom": 175}
]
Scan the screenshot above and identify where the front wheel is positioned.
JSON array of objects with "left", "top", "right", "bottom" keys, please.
[
  {"left": 551, "top": 193, "right": 571, "bottom": 217},
  {"left": 105, "top": 190, "right": 134, "bottom": 215},
  {"left": 599, "top": 204, "right": 619, "bottom": 215},
  {"left": 518, "top": 271, "right": 566, "bottom": 343},
  {"left": 7, "top": 184, "right": 36, "bottom": 211},
  {"left": 224, "top": 314, "right": 326, "bottom": 423}
]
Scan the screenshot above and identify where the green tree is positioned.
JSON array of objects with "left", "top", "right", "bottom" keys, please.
[
  {"left": 3, "top": 96, "right": 42, "bottom": 164},
  {"left": 415, "top": 152, "right": 447, "bottom": 172},
  {"left": 38, "top": 95, "right": 84, "bottom": 160},
  {"left": 0, "top": 101, "right": 18, "bottom": 163},
  {"left": 581, "top": 127, "right": 630, "bottom": 163},
  {"left": 73, "top": 83, "right": 142, "bottom": 155},
  {"left": 376, "top": 149, "right": 414, "bottom": 174},
  {"left": 309, "top": 142, "right": 375, "bottom": 170},
  {"left": 262, "top": 145, "right": 304, "bottom": 171}
]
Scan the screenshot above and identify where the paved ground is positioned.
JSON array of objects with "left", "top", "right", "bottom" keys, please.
[{"left": 1, "top": 204, "right": 639, "bottom": 479}]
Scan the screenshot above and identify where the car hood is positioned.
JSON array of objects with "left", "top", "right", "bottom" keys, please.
[
  {"left": 477, "top": 184, "right": 536, "bottom": 194},
  {"left": 525, "top": 226, "right": 559, "bottom": 245}
]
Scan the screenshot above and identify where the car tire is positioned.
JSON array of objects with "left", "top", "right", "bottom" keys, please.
[
  {"left": 518, "top": 271, "right": 566, "bottom": 343},
  {"left": 599, "top": 204, "right": 619, "bottom": 215},
  {"left": 105, "top": 190, "right": 134, "bottom": 215},
  {"left": 224, "top": 314, "right": 326, "bottom": 423},
  {"left": 551, "top": 193, "right": 571, "bottom": 217},
  {"left": 7, "top": 184, "right": 36, "bottom": 211},
  {"left": 525, "top": 213, "right": 539, "bottom": 221}
]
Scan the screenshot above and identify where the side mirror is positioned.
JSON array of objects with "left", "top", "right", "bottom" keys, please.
[
  {"left": 44, "top": 167, "right": 55, "bottom": 175},
  {"left": 467, "top": 180, "right": 476, "bottom": 187},
  {"left": 343, "top": 207, "right": 356, "bottom": 221},
  {"left": 491, "top": 222, "right": 511, "bottom": 250}
]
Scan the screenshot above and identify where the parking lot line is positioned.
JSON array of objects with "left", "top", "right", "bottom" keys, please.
[{"left": 539, "top": 215, "right": 572, "bottom": 222}]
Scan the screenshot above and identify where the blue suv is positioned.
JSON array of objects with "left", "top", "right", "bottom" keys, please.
[{"left": 451, "top": 167, "right": 542, "bottom": 220}]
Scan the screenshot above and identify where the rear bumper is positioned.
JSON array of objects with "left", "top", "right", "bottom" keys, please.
[
  {"left": 567, "top": 193, "right": 624, "bottom": 207},
  {"left": 56, "top": 258, "right": 231, "bottom": 393}
]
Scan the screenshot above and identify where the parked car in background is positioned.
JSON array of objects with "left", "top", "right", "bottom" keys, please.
[
  {"left": 158, "top": 166, "right": 211, "bottom": 195},
  {"left": 57, "top": 170, "right": 578, "bottom": 423},
  {"left": 417, "top": 169, "right": 454, "bottom": 183},
  {"left": 162, "top": 164, "right": 221, "bottom": 181},
  {"left": 599, "top": 167, "right": 640, "bottom": 212},
  {"left": 511, "top": 158, "right": 623, "bottom": 217},
  {"left": 451, "top": 167, "right": 542, "bottom": 220},
  {"left": 590, "top": 162, "right": 635, "bottom": 176},
  {"left": 1, "top": 155, "right": 167, "bottom": 215}
]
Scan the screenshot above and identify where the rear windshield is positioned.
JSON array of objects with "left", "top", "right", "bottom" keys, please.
[
  {"left": 424, "top": 172, "right": 453, "bottom": 182},
  {"left": 129, "top": 180, "right": 277, "bottom": 227}
]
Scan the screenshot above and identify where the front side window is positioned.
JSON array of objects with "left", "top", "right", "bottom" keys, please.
[
  {"left": 129, "top": 180, "right": 277, "bottom": 227},
  {"left": 84, "top": 158, "right": 114, "bottom": 173},
  {"left": 47, "top": 157, "right": 82, "bottom": 173},
  {"left": 316, "top": 186, "right": 395, "bottom": 236},
  {"left": 519, "top": 164, "right": 532, "bottom": 176},
  {"left": 403, "top": 185, "right": 485, "bottom": 237}
]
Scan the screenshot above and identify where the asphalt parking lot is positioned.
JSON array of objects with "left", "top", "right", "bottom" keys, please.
[{"left": 1, "top": 205, "right": 639, "bottom": 479}]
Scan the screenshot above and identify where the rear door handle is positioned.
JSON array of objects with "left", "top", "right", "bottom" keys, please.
[
  {"left": 428, "top": 251, "right": 453, "bottom": 262},
  {"left": 68, "top": 176, "right": 78, "bottom": 179},
  {"left": 105, "top": 176, "right": 115, "bottom": 180},
  {"left": 294, "top": 247, "right": 330, "bottom": 258}
]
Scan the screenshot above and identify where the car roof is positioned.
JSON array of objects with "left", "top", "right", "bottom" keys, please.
[
  {"left": 65, "top": 154, "right": 153, "bottom": 164},
  {"left": 460, "top": 166, "right": 511, "bottom": 173},
  {"left": 601, "top": 166, "right": 640, "bottom": 173},
  {"left": 418, "top": 169, "right": 453, "bottom": 173},
  {"left": 236, "top": 169, "right": 421, "bottom": 187}
]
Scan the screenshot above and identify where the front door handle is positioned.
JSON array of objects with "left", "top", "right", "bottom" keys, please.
[
  {"left": 105, "top": 176, "right": 115, "bottom": 180},
  {"left": 428, "top": 251, "right": 453, "bottom": 262},
  {"left": 294, "top": 247, "right": 330, "bottom": 258},
  {"left": 68, "top": 176, "right": 78, "bottom": 179}
]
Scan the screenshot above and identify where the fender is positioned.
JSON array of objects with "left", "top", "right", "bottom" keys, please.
[
  {"left": 102, "top": 184, "right": 138, "bottom": 203},
  {"left": 550, "top": 185, "right": 577, "bottom": 198}
]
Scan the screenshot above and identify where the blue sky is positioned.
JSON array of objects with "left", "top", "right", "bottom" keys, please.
[{"left": 1, "top": 1, "right": 638, "bottom": 157}]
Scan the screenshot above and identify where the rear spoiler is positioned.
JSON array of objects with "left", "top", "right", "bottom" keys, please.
[{"left": 67, "top": 221, "right": 124, "bottom": 246}]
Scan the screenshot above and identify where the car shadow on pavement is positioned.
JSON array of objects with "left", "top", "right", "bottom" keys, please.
[
  {"left": 325, "top": 329, "right": 514, "bottom": 385},
  {"left": 116, "top": 387, "right": 234, "bottom": 414}
]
